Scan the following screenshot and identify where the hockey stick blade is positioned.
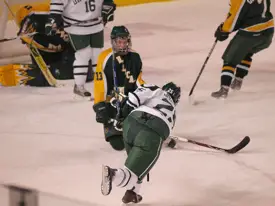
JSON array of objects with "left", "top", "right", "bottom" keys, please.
[
  {"left": 225, "top": 136, "right": 250, "bottom": 154},
  {"left": 0, "top": 32, "right": 37, "bottom": 43},
  {"left": 0, "top": 37, "right": 16, "bottom": 43},
  {"left": 170, "top": 135, "right": 250, "bottom": 154}
]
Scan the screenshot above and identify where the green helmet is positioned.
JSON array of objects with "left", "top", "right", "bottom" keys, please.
[
  {"left": 110, "top": 25, "right": 131, "bottom": 55},
  {"left": 111, "top": 25, "right": 130, "bottom": 39}
]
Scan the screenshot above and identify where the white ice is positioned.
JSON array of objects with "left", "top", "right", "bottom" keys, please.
[{"left": 0, "top": 0, "right": 275, "bottom": 205}]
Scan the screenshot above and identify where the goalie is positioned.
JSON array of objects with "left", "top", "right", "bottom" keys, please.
[{"left": 0, "top": 4, "right": 92, "bottom": 87}]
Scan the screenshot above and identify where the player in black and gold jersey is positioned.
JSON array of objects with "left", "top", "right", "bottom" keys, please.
[
  {"left": 212, "top": 0, "right": 274, "bottom": 98},
  {"left": 93, "top": 26, "right": 145, "bottom": 151},
  {"left": 16, "top": 4, "right": 76, "bottom": 86}
]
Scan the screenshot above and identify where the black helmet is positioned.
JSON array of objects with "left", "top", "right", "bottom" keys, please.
[
  {"left": 110, "top": 26, "right": 131, "bottom": 55},
  {"left": 162, "top": 82, "right": 181, "bottom": 104}
]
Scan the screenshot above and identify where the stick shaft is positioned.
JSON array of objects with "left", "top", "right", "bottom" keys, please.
[{"left": 188, "top": 39, "right": 218, "bottom": 96}]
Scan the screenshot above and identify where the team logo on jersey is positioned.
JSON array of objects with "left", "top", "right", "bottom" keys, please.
[
  {"left": 120, "top": 61, "right": 135, "bottom": 83},
  {"left": 73, "top": 0, "right": 82, "bottom": 5}
]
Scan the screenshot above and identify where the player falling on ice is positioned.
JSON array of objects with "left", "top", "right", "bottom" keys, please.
[{"left": 100, "top": 82, "right": 181, "bottom": 204}]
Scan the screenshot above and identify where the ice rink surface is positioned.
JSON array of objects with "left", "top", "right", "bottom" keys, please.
[{"left": 1, "top": 0, "right": 275, "bottom": 205}]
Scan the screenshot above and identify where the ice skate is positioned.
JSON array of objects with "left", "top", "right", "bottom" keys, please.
[
  {"left": 101, "top": 165, "right": 116, "bottom": 196},
  {"left": 211, "top": 86, "right": 229, "bottom": 99},
  {"left": 122, "top": 190, "right": 143, "bottom": 204},
  {"left": 73, "top": 84, "right": 93, "bottom": 100},
  {"left": 230, "top": 77, "right": 243, "bottom": 90}
]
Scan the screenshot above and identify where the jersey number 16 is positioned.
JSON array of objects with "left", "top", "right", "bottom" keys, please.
[{"left": 85, "top": 0, "right": 96, "bottom": 12}]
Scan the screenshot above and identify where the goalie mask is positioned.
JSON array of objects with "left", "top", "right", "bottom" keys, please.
[
  {"left": 15, "top": 5, "right": 34, "bottom": 27},
  {"left": 15, "top": 4, "right": 49, "bottom": 35},
  {"left": 110, "top": 26, "right": 132, "bottom": 55}
]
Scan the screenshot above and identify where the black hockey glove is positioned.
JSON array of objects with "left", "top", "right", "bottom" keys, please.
[
  {"left": 113, "top": 102, "right": 135, "bottom": 131},
  {"left": 215, "top": 23, "right": 229, "bottom": 42},
  {"left": 102, "top": 1, "right": 116, "bottom": 25},
  {"left": 93, "top": 101, "right": 110, "bottom": 124},
  {"left": 45, "top": 14, "right": 63, "bottom": 36}
]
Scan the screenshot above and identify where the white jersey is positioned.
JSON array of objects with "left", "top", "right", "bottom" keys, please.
[
  {"left": 50, "top": 0, "right": 104, "bottom": 35},
  {"left": 127, "top": 85, "right": 176, "bottom": 134}
]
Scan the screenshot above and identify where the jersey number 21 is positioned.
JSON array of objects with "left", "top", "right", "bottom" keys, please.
[{"left": 154, "top": 98, "right": 176, "bottom": 126}]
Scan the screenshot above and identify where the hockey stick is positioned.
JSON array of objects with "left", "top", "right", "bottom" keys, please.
[
  {"left": 188, "top": 39, "right": 218, "bottom": 101},
  {"left": 0, "top": 32, "right": 38, "bottom": 43},
  {"left": 111, "top": 53, "right": 122, "bottom": 114},
  {"left": 170, "top": 135, "right": 250, "bottom": 154},
  {"left": 26, "top": 41, "right": 58, "bottom": 86}
]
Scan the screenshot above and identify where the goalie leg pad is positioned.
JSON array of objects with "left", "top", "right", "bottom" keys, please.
[{"left": 0, "top": 64, "right": 34, "bottom": 86}]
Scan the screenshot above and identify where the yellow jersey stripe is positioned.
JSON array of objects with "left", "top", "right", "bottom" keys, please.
[
  {"left": 94, "top": 48, "right": 112, "bottom": 104},
  {"left": 223, "top": 0, "right": 246, "bottom": 32},
  {"left": 136, "top": 72, "right": 145, "bottom": 87},
  {"left": 242, "top": 19, "right": 274, "bottom": 32}
]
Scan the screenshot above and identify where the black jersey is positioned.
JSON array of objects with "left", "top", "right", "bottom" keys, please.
[
  {"left": 222, "top": 0, "right": 274, "bottom": 35},
  {"left": 94, "top": 48, "right": 145, "bottom": 104}
]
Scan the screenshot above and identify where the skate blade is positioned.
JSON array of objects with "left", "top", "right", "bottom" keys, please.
[
  {"left": 211, "top": 95, "right": 227, "bottom": 101},
  {"left": 101, "top": 165, "right": 111, "bottom": 196},
  {"left": 121, "top": 197, "right": 143, "bottom": 205},
  {"left": 121, "top": 203, "right": 135, "bottom": 206},
  {"left": 73, "top": 94, "right": 93, "bottom": 101},
  {"left": 121, "top": 201, "right": 140, "bottom": 205}
]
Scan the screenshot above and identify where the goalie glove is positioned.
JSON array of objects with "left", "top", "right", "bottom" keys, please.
[{"left": 102, "top": 1, "right": 116, "bottom": 25}]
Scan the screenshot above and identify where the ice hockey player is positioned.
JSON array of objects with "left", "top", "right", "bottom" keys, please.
[
  {"left": 0, "top": 4, "right": 78, "bottom": 87},
  {"left": 46, "top": 0, "right": 116, "bottom": 98},
  {"left": 211, "top": 0, "right": 274, "bottom": 99},
  {"left": 93, "top": 25, "right": 146, "bottom": 151},
  {"left": 100, "top": 82, "right": 181, "bottom": 204}
]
